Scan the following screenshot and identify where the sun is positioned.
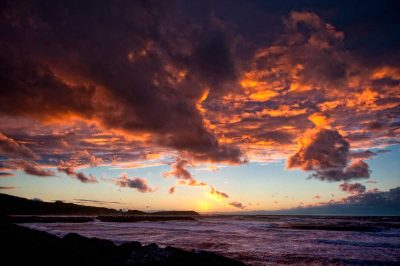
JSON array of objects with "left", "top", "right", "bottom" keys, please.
[{"left": 196, "top": 201, "right": 212, "bottom": 212}]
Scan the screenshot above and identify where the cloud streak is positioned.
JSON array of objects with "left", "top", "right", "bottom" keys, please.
[
  {"left": 19, "top": 161, "right": 55, "bottom": 177},
  {"left": 209, "top": 186, "right": 229, "bottom": 199},
  {"left": 229, "top": 202, "right": 246, "bottom": 209}
]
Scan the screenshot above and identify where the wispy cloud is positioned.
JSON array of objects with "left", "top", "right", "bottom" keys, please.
[{"left": 229, "top": 202, "right": 246, "bottom": 209}]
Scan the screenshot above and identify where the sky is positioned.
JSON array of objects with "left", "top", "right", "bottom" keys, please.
[{"left": 0, "top": 0, "right": 399, "bottom": 214}]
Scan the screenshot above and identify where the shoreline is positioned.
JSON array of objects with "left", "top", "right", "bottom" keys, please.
[{"left": 1, "top": 221, "right": 246, "bottom": 266}]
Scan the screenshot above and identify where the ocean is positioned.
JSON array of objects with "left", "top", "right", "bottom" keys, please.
[{"left": 21, "top": 215, "right": 400, "bottom": 265}]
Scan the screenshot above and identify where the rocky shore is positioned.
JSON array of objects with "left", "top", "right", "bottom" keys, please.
[{"left": 1, "top": 221, "right": 245, "bottom": 266}]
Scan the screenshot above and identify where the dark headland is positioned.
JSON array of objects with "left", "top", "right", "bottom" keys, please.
[
  {"left": 0, "top": 193, "right": 198, "bottom": 222},
  {"left": 0, "top": 193, "right": 246, "bottom": 265}
]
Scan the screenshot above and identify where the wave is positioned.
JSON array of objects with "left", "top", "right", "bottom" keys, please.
[{"left": 21, "top": 216, "right": 400, "bottom": 265}]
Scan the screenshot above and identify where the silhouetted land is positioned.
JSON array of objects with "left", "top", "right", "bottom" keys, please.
[
  {"left": 0, "top": 219, "right": 245, "bottom": 266},
  {"left": 0, "top": 193, "right": 122, "bottom": 215},
  {"left": 0, "top": 193, "right": 200, "bottom": 218},
  {"left": 0, "top": 194, "right": 243, "bottom": 265}
]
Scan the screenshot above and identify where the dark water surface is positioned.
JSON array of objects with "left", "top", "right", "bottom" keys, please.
[{"left": 22, "top": 215, "right": 400, "bottom": 265}]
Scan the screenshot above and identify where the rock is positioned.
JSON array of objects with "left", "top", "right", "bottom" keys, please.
[{"left": 0, "top": 222, "right": 246, "bottom": 266}]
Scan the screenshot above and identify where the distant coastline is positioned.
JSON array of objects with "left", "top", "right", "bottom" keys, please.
[
  {"left": 0, "top": 193, "right": 246, "bottom": 265},
  {"left": 0, "top": 193, "right": 200, "bottom": 217}
]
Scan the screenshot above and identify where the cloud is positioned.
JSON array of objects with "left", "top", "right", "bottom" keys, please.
[
  {"left": 163, "top": 158, "right": 193, "bottom": 180},
  {"left": 201, "top": 8, "right": 400, "bottom": 166},
  {"left": 163, "top": 158, "right": 206, "bottom": 186},
  {"left": 288, "top": 124, "right": 371, "bottom": 182},
  {"left": 57, "top": 161, "right": 97, "bottom": 183},
  {"left": 367, "top": 188, "right": 379, "bottom": 193},
  {"left": 0, "top": 186, "right": 15, "bottom": 189},
  {"left": 339, "top": 182, "right": 366, "bottom": 194},
  {"left": 178, "top": 179, "right": 207, "bottom": 186},
  {"left": 258, "top": 187, "right": 400, "bottom": 216},
  {"left": 0, "top": 172, "right": 14, "bottom": 177},
  {"left": 89, "top": 155, "right": 104, "bottom": 167},
  {"left": 229, "top": 202, "right": 246, "bottom": 209},
  {"left": 349, "top": 149, "right": 390, "bottom": 160},
  {"left": 0, "top": 1, "right": 244, "bottom": 164},
  {"left": 57, "top": 162, "right": 75, "bottom": 176},
  {"left": 115, "top": 174, "right": 154, "bottom": 193},
  {"left": 73, "top": 199, "right": 122, "bottom": 205},
  {"left": 0, "top": 133, "right": 38, "bottom": 160},
  {"left": 343, "top": 160, "right": 371, "bottom": 180},
  {"left": 0, "top": 159, "right": 54, "bottom": 177},
  {"left": 19, "top": 161, "right": 55, "bottom": 177},
  {"left": 0, "top": 2, "right": 398, "bottom": 192},
  {"left": 209, "top": 186, "right": 229, "bottom": 199},
  {"left": 288, "top": 129, "right": 349, "bottom": 174},
  {"left": 75, "top": 172, "right": 97, "bottom": 184},
  {"left": 168, "top": 186, "right": 175, "bottom": 194}
]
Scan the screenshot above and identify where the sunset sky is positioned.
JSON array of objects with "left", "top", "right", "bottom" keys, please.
[{"left": 0, "top": 0, "right": 399, "bottom": 213}]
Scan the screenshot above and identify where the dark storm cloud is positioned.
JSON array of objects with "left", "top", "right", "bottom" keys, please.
[
  {"left": 0, "top": 0, "right": 398, "bottom": 191},
  {"left": 0, "top": 0, "right": 243, "bottom": 164},
  {"left": 0, "top": 51, "right": 96, "bottom": 121},
  {"left": 212, "top": 0, "right": 400, "bottom": 68}
]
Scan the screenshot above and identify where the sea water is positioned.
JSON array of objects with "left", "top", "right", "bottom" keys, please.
[{"left": 22, "top": 215, "right": 400, "bottom": 265}]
